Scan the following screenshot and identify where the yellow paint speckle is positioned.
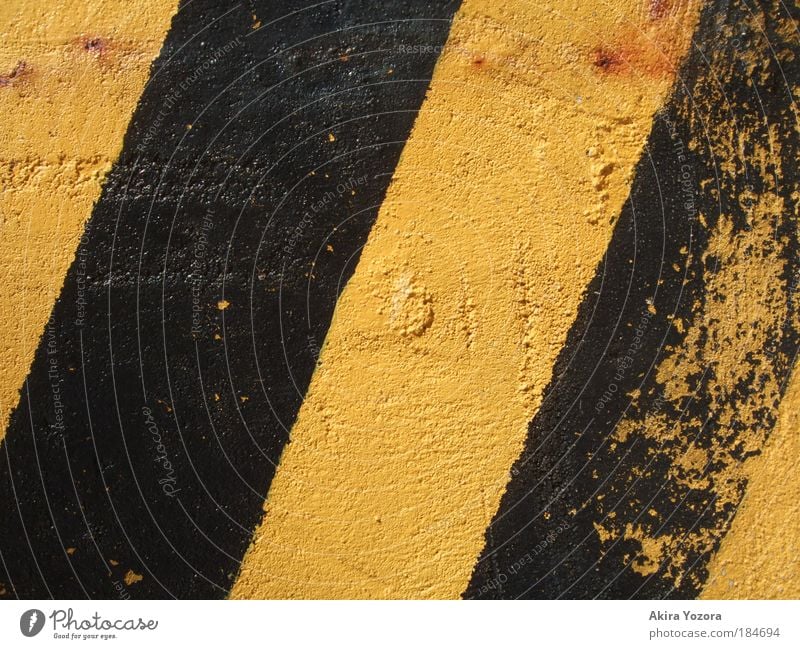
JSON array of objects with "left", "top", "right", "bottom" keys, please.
[{"left": 123, "top": 569, "right": 143, "bottom": 586}]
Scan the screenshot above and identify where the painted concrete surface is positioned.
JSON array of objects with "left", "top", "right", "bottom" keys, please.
[
  {"left": 0, "top": 0, "right": 464, "bottom": 599},
  {"left": 0, "top": 0, "right": 798, "bottom": 600},
  {"left": 0, "top": 0, "right": 178, "bottom": 443},
  {"left": 467, "top": 0, "right": 800, "bottom": 599},
  {"left": 702, "top": 366, "right": 800, "bottom": 599},
  {"left": 230, "top": 0, "right": 703, "bottom": 600}
]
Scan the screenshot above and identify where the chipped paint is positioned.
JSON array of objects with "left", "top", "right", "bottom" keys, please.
[
  {"left": 0, "top": 0, "right": 795, "bottom": 601},
  {"left": 701, "top": 359, "right": 800, "bottom": 599},
  {"left": 592, "top": 1, "right": 800, "bottom": 594},
  {"left": 467, "top": 0, "right": 800, "bottom": 599}
]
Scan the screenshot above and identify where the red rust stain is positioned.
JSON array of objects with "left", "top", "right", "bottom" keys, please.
[
  {"left": 592, "top": 41, "right": 679, "bottom": 78},
  {"left": 592, "top": 46, "right": 625, "bottom": 73},
  {"left": 80, "top": 36, "right": 108, "bottom": 56},
  {"left": 74, "top": 35, "right": 129, "bottom": 70},
  {"left": 458, "top": 43, "right": 536, "bottom": 77},
  {"left": 591, "top": 2, "right": 695, "bottom": 80},
  {"left": 649, "top": 0, "right": 673, "bottom": 21},
  {"left": 0, "top": 60, "right": 28, "bottom": 87},
  {"left": 592, "top": 20, "right": 690, "bottom": 79}
]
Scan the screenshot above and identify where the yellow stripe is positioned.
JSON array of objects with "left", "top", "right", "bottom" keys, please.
[
  {"left": 0, "top": 0, "right": 178, "bottom": 442},
  {"left": 701, "top": 367, "right": 800, "bottom": 599},
  {"left": 230, "top": 0, "right": 701, "bottom": 599}
]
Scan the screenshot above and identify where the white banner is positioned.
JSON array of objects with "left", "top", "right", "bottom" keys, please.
[{"left": 1, "top": 600, "right": 798, "bottom": 648}]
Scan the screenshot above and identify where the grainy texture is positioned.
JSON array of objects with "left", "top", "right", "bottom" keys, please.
[
  {"left": 701, "top": 357, "right": 800, "bottom": 598},
  {"left": 230, "top": 0, "right": 701, "bottom": 600},
  {"left": 0, "top": 0, "right": 178, "bottom": 442},
  {"left": 0, "top": 0, "right": 460, "bottom": 598},
  {"left": 0, "top": 0, "right": 797, "bottom": 601},
  {"left": 466, "top": 0, "right": 800, "bottom": 600}
]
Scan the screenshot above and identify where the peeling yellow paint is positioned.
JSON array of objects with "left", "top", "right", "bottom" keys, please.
[
  {"left": 624, "top": 523, "right": 675, "bottom": 577},
  {"left": 0, "top": 0, "right": 178, "bottom": 442},
  {"left": 230, "top": 0, "right": 700, "bottom": 599},
  {"left": 702, "top": 368, "right": 800, "bottom": 599},
  {"left": 600, "top": 5, "right": 800, "bottom": 593}
]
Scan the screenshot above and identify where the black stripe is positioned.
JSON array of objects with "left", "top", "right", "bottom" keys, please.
[
  {"left": 466, "top": 0, "right": 800, "bottom": 599},
  {"left": 0, "top": 0, "right": 460, "bottom": 599}
]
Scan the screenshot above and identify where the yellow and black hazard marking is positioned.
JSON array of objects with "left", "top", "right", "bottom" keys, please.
[
  {"left": 0, "top": 0, "right": 798, "bottom": 600},
  {"left": 228, "top": 0, "right": 704, "bottom": 599},
  {"left": 0, "top": 0, "right": 462, "bottom": 598},
  {"left": 466, "top": 0, "right": 800, "bottom": 599},
  {"left": 0, "top": 0, "right": 178, "bottom": 444}
]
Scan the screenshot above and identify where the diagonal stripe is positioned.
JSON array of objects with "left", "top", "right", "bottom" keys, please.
[
  {"left": 466, "top": 0, "right": 800, "bottom": 599},
  {"left": 0, "top": 0, "right": 462, "bottom": 599},
  {"left": 230, "top": 0, "right": 701, "bottom": 599},
  {"left": 0, "top": 0, "right": 179, "bottom": 445}
]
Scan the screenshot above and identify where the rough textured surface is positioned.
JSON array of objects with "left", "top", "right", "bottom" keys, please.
[
  {"left": 0, "top": 0, "right": 461, "bottom": 599},
  {"left": 702, "top": 367, "right": 800, "bottom": 599},
  {"left": 1, "top": 0, "right": 798, "bottom": 601},
  {"left": 230, "top": 0, "right": 701, "bottom": 599},
  {"left": 0, "top": 0, "right": 178, "bottom": 443},
  {"left": 466, "top": 0, "right": 800, "bottom": 599}
]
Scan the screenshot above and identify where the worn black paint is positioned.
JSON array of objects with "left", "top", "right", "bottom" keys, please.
[
  {"left": 0, "top": 0, "right": 460, "bottom": 599},
  {"left": 466, "top": 0, "right": 800, "bottom": 599}
]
